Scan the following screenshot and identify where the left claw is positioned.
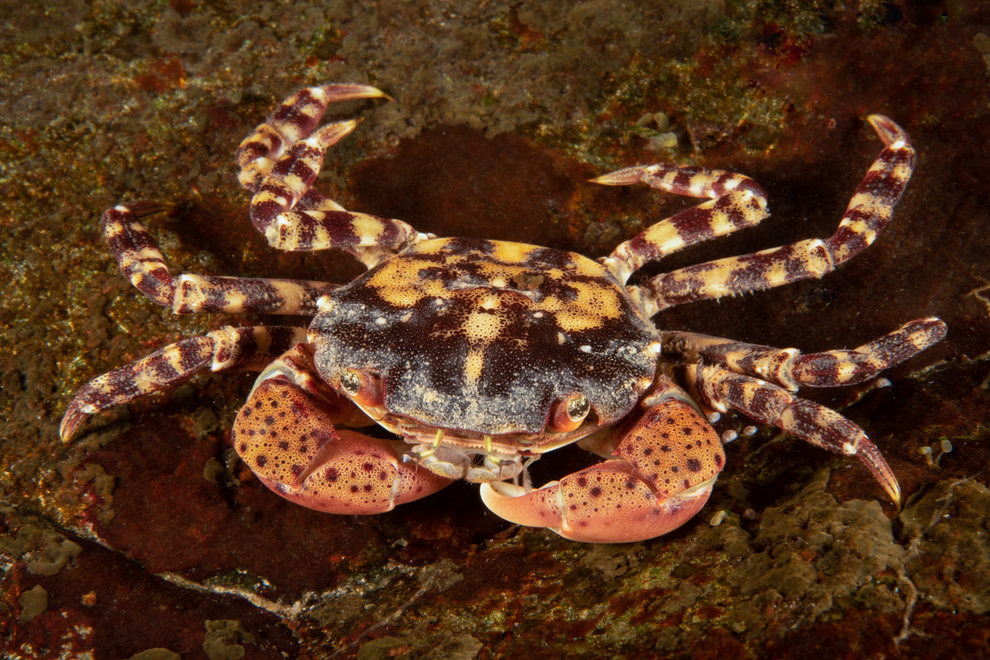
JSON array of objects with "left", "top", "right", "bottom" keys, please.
[
  {"left": 231, "top": 344, "right": 452, "bottom": 513},
  {"left": 233, "top": 374, "right": 452, "bottom": 514},
  {"left": 480, "top": 397, "right": 724, "bottom": 543}
]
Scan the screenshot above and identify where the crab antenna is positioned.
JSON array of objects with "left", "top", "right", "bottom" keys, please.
[{"left": 419, "top": 429, "right": 445, "bottom": 458}]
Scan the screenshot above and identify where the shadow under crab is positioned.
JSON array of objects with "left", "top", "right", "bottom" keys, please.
[{"left": 62, "top": 84, "right": 945, "bottom": 543}]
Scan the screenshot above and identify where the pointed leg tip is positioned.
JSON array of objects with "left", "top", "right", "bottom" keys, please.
[
  {"left": 883, "top": 477, "right": 902, "bottom": 509},
  {"left": 872, "top": 471, "right": 902, "bottom": 510},
  {"left": 866, "top": 114, "right": 894, "bottom": 131},
  {"left": 60, "top": 396, "right": 98, "bottom": 443},
  {"left": 591, "top": 166, "right": 650, "bottom": 187},
  {"left": 856, "top": 440, "right": 903, "bottom": 509},
  {"left": 358, "top": 84, "right": 389, "bottom": 100},
  {"left": 865, "top": 114, "right": 908, "bottom": 147},
  {"left": 305, "top": 118, "right": 366, "bottom": 152},
  {"left": 320, "top": 83, "right": 390, "bottom": 102},
  {"left": 59, "top": 413, "right": 81, "bottom": 444}
]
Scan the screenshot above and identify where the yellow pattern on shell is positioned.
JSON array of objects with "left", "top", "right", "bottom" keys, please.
[{"left": 364, "top": 238, "right": 624, "bottom": 335}]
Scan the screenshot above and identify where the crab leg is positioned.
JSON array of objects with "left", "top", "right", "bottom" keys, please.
[
  {"left": 481, "top": 378, "right": 724, "bottom": 543},
  {"left": 105, "top": 203, "right": 338, "bottom": 315},
  {"left": 627, "top": 115, "right": 914, "bottom": 314},
  {"left": 60, "top": 325, "right": 306, "bottom": 442},
  {"left": 237, "top": 84, "right": 427, "bottom": 265},
  {"left": 597, "top": 166, "right": 769, "bottom": 284},
  {"left": 233, "top": 345, "right": 452, "bottom": 513},
  {"left": 236, "top": 83, "right": 387, "bottom": 191},
  {"left": 682, "top": 363, "right": 902, "bottom": 505},
  {"left": 662, "top": 317, "right": 947, "bottom": 391}
]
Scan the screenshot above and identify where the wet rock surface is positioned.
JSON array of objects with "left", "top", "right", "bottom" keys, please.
[{"left": 2, "top": 0, "right": 989, "bottom": 657}]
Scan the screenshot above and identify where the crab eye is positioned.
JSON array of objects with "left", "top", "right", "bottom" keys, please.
[
  {"left": 549, "top": 393, "right": 590, "bottom": 433},
  {"left": 339, "top": 369, "right": 383, "bottom": 407},
  {"left": 340, "top": 369, "right": 361, "bottom": 395}
]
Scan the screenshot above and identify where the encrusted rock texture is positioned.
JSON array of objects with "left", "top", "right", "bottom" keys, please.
[{"left": 2, "top": 1, "right": 988, "bottom": 657}]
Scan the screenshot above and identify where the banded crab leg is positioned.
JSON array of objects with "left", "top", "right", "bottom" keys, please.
[
  {"left": 60, "top": 325, "right": 306, "bottom": 442},
  {"left": 680, "top": 363, "right": 904, "bottom": 505},
  {"left": 597, "top": 166, "right": 770, "bottom": 285},
  {"left": 236, "top": 83, "right": 385, "bottom": 191},
  {"left": 106, "top": 202, "right": 339, "bottom": 315},
  {"left": 236, "top": 83, "right": 429, "bottom": 266},
  {"left": 482, "top": 376, "right": 725, "bottom": 543},
  {"left": 232, "top": 344, "right": 453, "bottom": 513},
  {"left": 604, "top": 115, "right": 915, "bottom": 315},
  {"left": 662, "top": 317, "right": 947, "bottom": 392}
]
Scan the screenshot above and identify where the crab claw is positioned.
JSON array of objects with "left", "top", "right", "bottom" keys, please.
[
  {"left": 233, "top": 375, "right": 451, "bottom": 514},
  {"left": 480, "top": 397, "right": 723, "bottom": 543},
  {"left": 481, "top": 464, "right": 715, "bottom": 543}
]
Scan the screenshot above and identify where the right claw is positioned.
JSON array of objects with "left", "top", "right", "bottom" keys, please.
[{"left": 232, "top": 375, "right": 451, "bottom": 514}]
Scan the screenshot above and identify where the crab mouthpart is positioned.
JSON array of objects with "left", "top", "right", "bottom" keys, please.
[{"left": 402, "top": 429, "right": 534, "bottom": 482}]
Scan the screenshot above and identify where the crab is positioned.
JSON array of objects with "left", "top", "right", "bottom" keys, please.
[{"left": 62, "top": 84, "right": 947, "bottom": 543}]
